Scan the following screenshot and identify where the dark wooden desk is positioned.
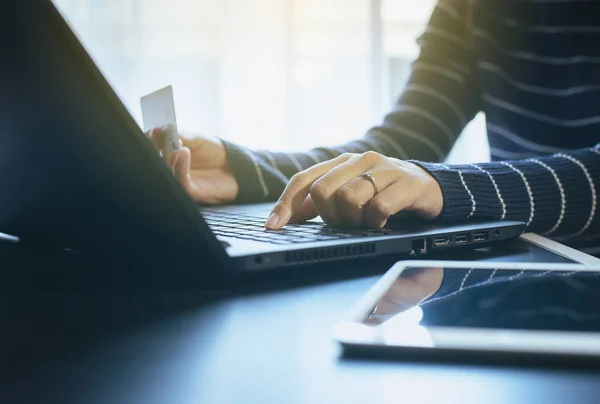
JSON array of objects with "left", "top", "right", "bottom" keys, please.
[{"left": 4, "top": 238, "right": 600, "bottom": 404}]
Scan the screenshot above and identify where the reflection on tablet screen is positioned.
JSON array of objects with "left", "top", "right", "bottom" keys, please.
[{"left": 362, "top": 266, "right": 600, "bottom": 334}]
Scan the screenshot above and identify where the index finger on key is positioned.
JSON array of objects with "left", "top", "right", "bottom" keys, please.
[{"left": 265, "top": 153, "right": 354, "bottom": 229}]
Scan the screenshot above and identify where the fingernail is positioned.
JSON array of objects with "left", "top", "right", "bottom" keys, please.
[{"left": 265, "top": 212, "right": 280, "bottom": 229}]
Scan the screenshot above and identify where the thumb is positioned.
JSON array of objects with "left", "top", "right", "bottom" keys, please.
[{"left": 173, "top": 147, "right": 192, "bottom": 187}]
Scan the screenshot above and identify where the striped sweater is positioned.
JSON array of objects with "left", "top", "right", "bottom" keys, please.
[{"left": 222, "top": 0, "right": 600, "bottom": 248}]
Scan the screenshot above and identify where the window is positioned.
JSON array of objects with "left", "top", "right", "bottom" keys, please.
[{"left": 52, "top": 0, "right": 488, "bottom": 162}]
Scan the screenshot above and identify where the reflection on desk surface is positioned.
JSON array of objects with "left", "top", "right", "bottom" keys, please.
[{"left": 364, "top": 266, "right": 600, "bottom": 333}]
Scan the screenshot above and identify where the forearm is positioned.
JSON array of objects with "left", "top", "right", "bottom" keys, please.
[{"left": 417, "top": 146, "right": 600, "bottom": 240}]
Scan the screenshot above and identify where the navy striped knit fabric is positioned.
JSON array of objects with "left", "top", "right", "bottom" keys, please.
[{"left": 222, "top": 0, "right": 600, "bottom": 248}]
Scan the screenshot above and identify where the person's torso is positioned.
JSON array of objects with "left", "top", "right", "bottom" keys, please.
[{"left": 472, "top": 0, "right": 600, "bottom": 160}]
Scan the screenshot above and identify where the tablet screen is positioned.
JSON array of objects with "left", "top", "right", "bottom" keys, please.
[{"left": 363, "top": 266, "right": 600, "bottom": 333}]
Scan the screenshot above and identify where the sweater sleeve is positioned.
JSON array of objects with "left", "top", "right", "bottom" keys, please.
[
  {"left": 413, "top": 146, "right": 600, "bottom": 302},
  {"left": 223, "top": 0, "right": 480, "bottom": 203},
  {"left": 416, "top": 145, "right": 600, "bottom": 240}
]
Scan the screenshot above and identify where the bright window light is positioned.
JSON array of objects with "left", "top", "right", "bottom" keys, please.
[{"left": 52, "top": 0, "right": 488, "bottom": 162}]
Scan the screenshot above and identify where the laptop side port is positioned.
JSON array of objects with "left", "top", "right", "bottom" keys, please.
[
  {"left": 473, "top": 232, "right": 488, "bottom": 242},
  {"left": 455, "top": 233, "right": 469, "bottom": 244},
  {"left": 432, "top": 235, "right": 451, "bottom": 246},
  {"left": 411, "top": 238, "right": 427, "bottom": 254}
]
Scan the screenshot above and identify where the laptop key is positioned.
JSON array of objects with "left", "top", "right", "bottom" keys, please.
[
  {"left": 232, "top": 235, "right": 255, "bottom": 240},
  {"left": 217, "top": 230, "right": 239, "bottom": 236},
  {"left": 288, "top": 228, "right": 324, "bottom": 234}
]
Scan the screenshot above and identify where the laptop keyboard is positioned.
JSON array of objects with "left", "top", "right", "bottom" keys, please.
[{"left": 201, "top": 210, "right": 395, "bottom": 244}]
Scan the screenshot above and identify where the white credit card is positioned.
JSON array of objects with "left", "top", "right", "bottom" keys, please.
[{"left": 140, "top": 85, "right": 180, "bottom": 153}]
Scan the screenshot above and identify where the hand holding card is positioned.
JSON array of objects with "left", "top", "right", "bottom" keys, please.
[{"left": 141, "top": 86, "right": 239, "bottom": 204}]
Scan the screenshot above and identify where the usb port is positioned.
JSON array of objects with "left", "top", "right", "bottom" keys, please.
[
  {"left": 455, "top": 233, "right": 469, "bottom": 244},
  {"left": 473, "top": 232, "right": 488, "bottom": 242},
  {"left": 433, "top": 236, "right": 451, "bottom": 246}
]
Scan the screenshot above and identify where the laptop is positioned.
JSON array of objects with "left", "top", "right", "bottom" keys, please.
[{"left": 0, "top": 1, "right": 525, "bottom": 279}]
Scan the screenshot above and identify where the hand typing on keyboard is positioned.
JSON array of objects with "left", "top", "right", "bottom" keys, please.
[{"left": 265, "top": 152, "right": 443, "bottom": 230}]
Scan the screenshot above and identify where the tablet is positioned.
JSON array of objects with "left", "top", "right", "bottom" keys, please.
[{"left": 333, "top": 261, "right": 600, "bottom": 362}]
